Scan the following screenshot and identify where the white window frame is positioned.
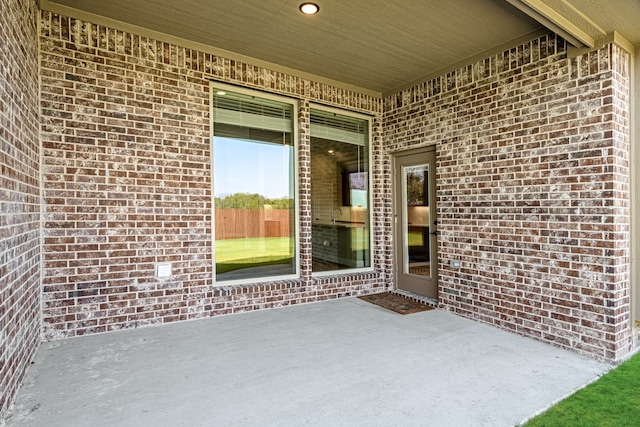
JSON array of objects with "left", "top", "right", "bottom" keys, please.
[
  {"left": 309, "top": 103, "right": 374, "bottom": 277},
  {"left": 210, "top": 82, "right": 300, "bottom": 286}
]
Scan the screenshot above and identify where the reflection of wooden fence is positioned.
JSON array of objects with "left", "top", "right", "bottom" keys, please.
[{"left": 215, "top": 209, "right": 291, "bottom": 240}]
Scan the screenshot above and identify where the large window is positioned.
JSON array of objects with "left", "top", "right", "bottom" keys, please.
[
  {"left": 310, "top": 107, "right": 371, "bottom": 273},
  {"left": 212, "top": 85, "right": 297, "bottom": 282}
]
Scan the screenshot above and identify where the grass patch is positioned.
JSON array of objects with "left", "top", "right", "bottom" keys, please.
[
  {"left": 215, "top": 237, "right": 293, "bottom": 273},
  {"left": 523, "top": 351, "right": 640, "bottom": 427}
]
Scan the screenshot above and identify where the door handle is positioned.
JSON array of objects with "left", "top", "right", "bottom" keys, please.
[{"left": 430, "top": 231, "right": 440, "bottom": 236}]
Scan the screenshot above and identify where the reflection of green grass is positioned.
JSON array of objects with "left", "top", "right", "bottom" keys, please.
[
  {"left": 523, "top": 352, "right": 640, "bottom": 427},
  {"left": 408, "top": 231, "right": 424, "bottom": 247},
  {"left": 350, "top": 229, "right": 369, "bottom": 250},
  {"left": 216, "top": 237, "right": 293, "bottom": 273}
]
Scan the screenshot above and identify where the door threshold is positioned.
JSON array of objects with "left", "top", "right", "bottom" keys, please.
[{"left": 390, "top": 289, "right": 438, "bottom": 308}]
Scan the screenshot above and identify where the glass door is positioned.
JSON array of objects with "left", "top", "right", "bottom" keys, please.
[{"left": 394, "top": 147, "right": 438, "bottom": 298}]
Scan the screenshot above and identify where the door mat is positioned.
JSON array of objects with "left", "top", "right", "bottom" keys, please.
[{"left": 358, "top": 292, "right": 435, "bottom": 315}]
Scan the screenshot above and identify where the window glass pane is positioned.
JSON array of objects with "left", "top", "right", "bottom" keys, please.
[
  {"left": 213, "top": 88, "right": 296, "bottom": 282},
  {"left": 310, "top": 108, "right": 371, "bottom": 273},
  {"left": 403, "top": 165, "right": 432, "bottom": 278}
]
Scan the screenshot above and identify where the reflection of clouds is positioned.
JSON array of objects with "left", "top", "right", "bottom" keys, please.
[{"left": 349, "top": 172, "right": 367, "bottom": 191}]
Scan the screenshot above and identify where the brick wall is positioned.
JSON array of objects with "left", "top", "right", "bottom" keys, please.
[
  {"left": 384, "top": 34, "right": 633, "bottom": 361},
  {"left": 0, "top": 0, "right": 41, "bottom": 419},
  {"left": 35, "top": 10, "right": 634, "bottom": 364},
  {"left": 39, "top": 11, "right": 387, "bottom": 339},
  {"left": 311, "top": 151, "right": 341, "bottom": 224},
  {"left": 311, "top": 150, "right": 340, "bottom": 262}
]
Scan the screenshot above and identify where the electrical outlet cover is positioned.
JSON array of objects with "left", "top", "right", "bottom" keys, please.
[{"left": 156, "top": 263, "right": 172, "bottom": 278}]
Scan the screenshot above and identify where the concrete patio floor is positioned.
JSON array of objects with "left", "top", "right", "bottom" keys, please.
[{"left": 6, "top": 297, "right": 610, "bottom": 427}]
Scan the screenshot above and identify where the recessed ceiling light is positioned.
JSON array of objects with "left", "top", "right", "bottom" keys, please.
[
  {"left": 299, "top": 2, "right": 319, "bottom": 15},
  {"left": 216, "top": 90, "right": 226, "bottom": 95}
]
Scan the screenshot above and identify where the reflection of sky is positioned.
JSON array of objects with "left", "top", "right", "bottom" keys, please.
[
  {"left": 214, "top": 137, "right": 292, "bottom": 198},
  {"left": 349, "top": 172, "right": 367, "bottom": 191}
]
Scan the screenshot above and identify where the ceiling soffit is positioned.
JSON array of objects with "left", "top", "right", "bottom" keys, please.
[
  {"left": 39, "top": 0, "right": 543, "bottom": 95},
  {"left": 39, "top": 0, "right": 640, "bottom": 95},
  {"left": 507, "top": 0, "right": 640, "bottom": 50}
]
